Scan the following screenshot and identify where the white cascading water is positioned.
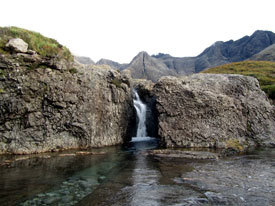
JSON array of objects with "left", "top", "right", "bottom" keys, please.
[{"left": 133, "top": 90, "right": 147, "bottom": 138}]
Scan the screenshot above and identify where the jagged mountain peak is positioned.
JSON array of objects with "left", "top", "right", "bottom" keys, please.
[
  {"left": 133, "top": 51, "right": 150, "bottom": 59},
  {"left": 125, "top": 51, "right": 177, "bottom": 82}
]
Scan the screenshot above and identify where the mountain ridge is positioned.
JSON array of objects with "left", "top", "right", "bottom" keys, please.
[
  {"left": 122, "top": 51, "right": 177, "bottom": 82},
  {"left": 83, "top": 30, "right": 275, "bottom": 82}
]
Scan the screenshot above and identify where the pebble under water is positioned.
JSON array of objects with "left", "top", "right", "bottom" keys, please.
[{"left": 0, "top": 139, "right": 274, "bottom": 206}]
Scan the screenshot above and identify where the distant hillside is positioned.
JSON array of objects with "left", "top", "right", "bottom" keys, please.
[
  {"left": 202, "top": 61, "right": 275, "bottom": 100},
  {"left": 124, "top": 51, "right": 177, "bottom": 82},
  {"left": 153, "top": 30, "right": 275, "bottom": 74},
  {"left": 152, "top": 53, "right": 196, "bottom": 75},
  {"left": 96, "top": 58, "right": 128, "bottom": 70},
  {"left": 74, "top": 56, "right": 95, "bottom": 65},
  {"left": 82, "top": 30, "right": 275, "bottom": 82},
  {"left": 249, "top": 44, "right": 275, "bottom": 61}
]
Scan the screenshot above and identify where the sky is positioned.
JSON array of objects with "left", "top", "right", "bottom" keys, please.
[{"left": 1, "top": 0, "right": 275, "bottom": 63}]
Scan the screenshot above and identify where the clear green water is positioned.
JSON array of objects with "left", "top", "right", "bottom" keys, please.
[{"left": 0, "top": 139, "right": 274, "bottom": 206}]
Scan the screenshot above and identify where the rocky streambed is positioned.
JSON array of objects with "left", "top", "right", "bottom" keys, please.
[{"left": 0, "top": 142, "right": 274, "bottom": 206}]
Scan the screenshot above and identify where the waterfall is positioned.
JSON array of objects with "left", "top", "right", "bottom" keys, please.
[{"left": 133, "top": 90, "right": 147, "bottom": 137}]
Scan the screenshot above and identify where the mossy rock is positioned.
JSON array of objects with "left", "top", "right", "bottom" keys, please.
[
  {"left": 111, "top": 78, "right": 122, "bottom": 88},
  {"left": 0, "top": 26, "right": 73, "bottom": 61},
  {"left": 69, "top": 67, "right": 78, "bottom": 74},
  {"left": 225, "top": 139, "right": 244, "bottom": 152}
]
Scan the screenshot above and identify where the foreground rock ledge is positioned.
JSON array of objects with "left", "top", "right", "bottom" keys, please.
[
  {"left": 0, "top": 52, "right": 134, "bottom": 154},
  {"left": 154, "top": 74, "right": 275, "bottom": 149}
]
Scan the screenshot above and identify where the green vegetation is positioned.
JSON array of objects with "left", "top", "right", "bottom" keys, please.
[
  {"left": 0, "top": 69, "right": 6, "bottom": 77},
  {"left": 0, "top": 88, "right": 4, "bottom": 93},
  {"left": 202, "top": 61, "right": 275, "bottom": 99},
  {"left": 69, "top": 67, "right": 78, "bottom": 74},
  {"left": 0, "top": 26, "right": 73, "bottom": 61},
  {"left": 226, "top": 138, "right": 244, "bottom": 152},
  {"left": 111, "top": 78, "right": 122, "bottom": 88}
]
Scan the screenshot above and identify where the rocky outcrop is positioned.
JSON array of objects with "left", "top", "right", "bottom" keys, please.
[
  {"left": 153, "top": 74, "right": 275, "bottom": 149},
  {"left": 0, "top": 45, "right": 134, "bottom": 154},
  {"left": 5, "top": 38, "right": 28, "bottom": 53},
  {"left": 125, "top": 51, "right": 177, "bottom": 82},
  {"left": 146, "top": 149, "right": 219, "bottom": 160}
]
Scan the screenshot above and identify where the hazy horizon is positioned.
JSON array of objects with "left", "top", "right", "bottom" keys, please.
[{"left": 1, "top": 0, "right": 275, "bottom": 63}]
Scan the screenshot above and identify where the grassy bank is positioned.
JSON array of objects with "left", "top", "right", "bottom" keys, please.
[
  {"left": 0, "top": 26, "right": 73, "bottom": 61},
  {"left": 202, "top": 61, "right": 275, "bottom": 100}
]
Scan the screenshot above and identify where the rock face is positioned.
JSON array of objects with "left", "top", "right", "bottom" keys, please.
[
  {"left": 125, "top": 51, "right": 177, "bottom": 82},
  {"left": 0, "top": 52, "right": 134, "bottom": 154},
  {"left": 5, "top": 38, "right": 28, "bottom": 53},
  {"left": 153, "top": 74, "right": 275, "bottom": 149}
]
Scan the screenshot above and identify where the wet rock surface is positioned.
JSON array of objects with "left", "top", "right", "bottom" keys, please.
[
  {"left": 146, "top": 149, "right": 219, "bottom": 160},
  {"left": 0, "top": 51, "right": 134, "bottom": 154},
  {"left": 181, "top": 149, "right": 275, "bottom": 206},
  {"left": 153, "top": 74, "right": 275, "bottom": 149}
]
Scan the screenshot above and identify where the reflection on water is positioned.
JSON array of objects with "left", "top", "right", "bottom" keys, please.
[
  {"left": 130, "top": 148, "right": 161, "bottom": 206},
  {"left": 78, "top": 138, "right": 202, "bottom": 206},
  {"left": 0, "top": 139, "right": 274, "bottom": 206}
]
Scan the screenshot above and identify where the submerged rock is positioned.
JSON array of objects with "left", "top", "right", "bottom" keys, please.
[
  {"left": 146, "top": 149, "right": 219, "bottom": 160},
  {"left": 153, "top": 74, "right": 275, "bottom": 149},
  {"left": 0, "top": 52, "right": 134, "bottom": 154}
]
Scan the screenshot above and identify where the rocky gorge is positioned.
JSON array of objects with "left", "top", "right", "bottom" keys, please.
[
  {"left": 1, "top": 36, "right": 275, "bottom": 154},
  {"left": 0, "top": 27, "right": 275, "bottom": 206}
]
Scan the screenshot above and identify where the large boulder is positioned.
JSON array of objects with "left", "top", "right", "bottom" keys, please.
[
  {"left": 0, "top": 53, "right": 134, "bottom": 154},
  {"left": 153, "top": 74, "right": 275, "bottom": 150},
  {"left": 5, "top": 38, "right": 28, "bottom": 53}
]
